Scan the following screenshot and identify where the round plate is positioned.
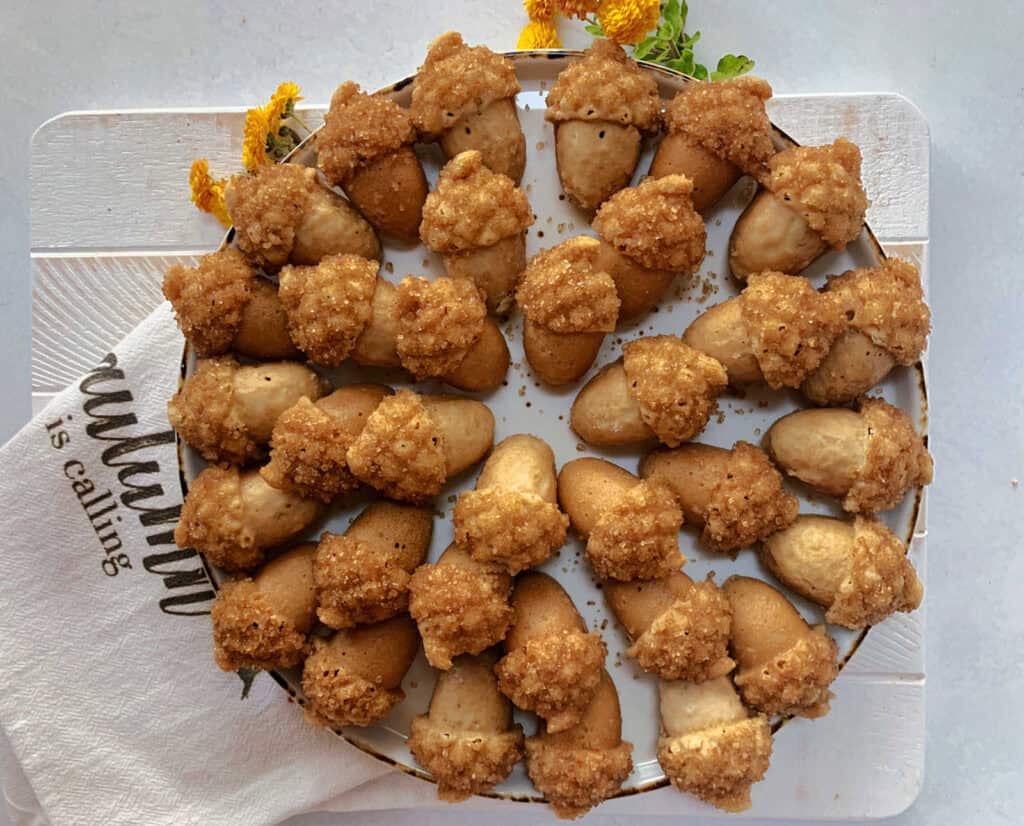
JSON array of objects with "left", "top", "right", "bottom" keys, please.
[{"left": 179, "top": 51, "right": 927, "bottom": 802}]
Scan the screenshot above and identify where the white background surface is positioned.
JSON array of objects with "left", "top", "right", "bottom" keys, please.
[{"left": 1, "top": 2, "right": 1022, "bottom": 825}]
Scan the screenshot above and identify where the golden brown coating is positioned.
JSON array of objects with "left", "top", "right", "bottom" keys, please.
[
  {"left": 826, "top": 258, "right": 931, "bottom": 365},
  {"left": 346, "top": 389, "right": 447, "bottom": 503},
  {"left": 314, "top": 535, "right": 412, "bottom": 629},
  {"left": 419, "top": 150, "right": 533, "bottom": 252},
  {"left": 168, "top": 357, "right": 255, "bottom": 465},
  {"left": 408, "top": 547, "right": 513, "bottom": 669},
  {"left": 211, "top": 578, "right": 308, "bottom": 671},
  {"left": 735, "top": 631, "right": 838, "bottom": 719},
  {"left": 175, "top": 465, "right": 252, "bottom": 568},
  {"left": 764, "top": 138, "right": 869, "bottom": 249},
  {"left": 224, "top": 164, "right": 316, "bottom": 269},
  {"left": 318, "top": 81, "right": 416, "bottom": 186},
  {"left": 277, "top": 253, "right": 378, "bottom": 367},
  {"left": 162, "top": 249, "right": 255, "bottom": 357},
  {"left": 395, "top": 276, "right": 487, "bottom": 379},
  {"left": 622, "top": 336, "right": 728, "bottom": 447},
  {"left": 412, "top": 32, "right": 521, "bottom": 138},
  {"left": 658, "top": 716, "right": 772, "bottom": 813},
  {"left": 592, "top": 175, "right": 707, "bottom": 273},
  {"left": 545, "top": 39, "right": 660, "bottom": 131},
  {"left": 587, "top": 481, "right": 685, "bottom": 581},
  {"left": 517, "top": 237, "right": 620, "bottom": 333},
  {"left": 741, "top": 272, "right": 846, "bottom": 389},
  {"left": 664, "top": 77, "right": 775, "bottom": 177}
]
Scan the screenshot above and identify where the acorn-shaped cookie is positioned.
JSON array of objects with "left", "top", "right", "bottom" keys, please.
[
  {"left": 313, "top": 502, "right": 433, "bottom": 629},
  {"left": 210, "top": 543, "right": 318, "bottom": 671},
  {"left": 162, "top": 249, "right": 300, "bottom": 360},
  {"left": 318, "top": 81, "right": 428, "bottom": 241},
  {"left": 168, "top": 356, "right": 327, "bottom": 465},
  {"left": 763, "top": 397, "right": 933, "bottom": 513},
  {"left": 545, "top": 40, "right": 661, "bottom": 210},
  {"left": 277, "top": 255, "right": 509, "bottom": 391},
  {"left": 802, "top": 258, "right": 931, "bottom": 405},
  {"left": 571, "top": 336, "right": 727, "bottom": 448},
  {"left": 496, "top": 572, "right": 606, "bottom": 733},
  {"left": 729, "top": 138, "right": 869, "bottom": 280},
  {"left": 175, "top": 465, "right": 322, "bottom": 572},
  {"left": 649, "top": 76, "right": 775, "bottom": 213},
  {"left": 657, "top": 676, "right": 773, "bottom": 812},
  {"left": 409, "top": 544, "right": 513, "bottom": 669},
  {"left": 302, "top": 614, "right": 420, "bottom": 728},
  {"left": 261, "top": 384, "right": 391, "bottom": 503},
  {"left": 419, "top": 151, "right": 533, "bottom": 314},
  {"left": 517, "top": 237, "right": 621, "bottom": 385},
  {"left": 412, "top": 32, "right": 526, "bottom": 183},
  {"left": 558, "top": 458, "right": 685, "bottom": 582},
  {"left": 591, "top": 175, "right": 707, "bottom": 319},
  {"left": 604, "top": 572, "right": 734, "bottom": 682},
  {"left": 640, "top": 441, "right": 799, "bottom": 554},
  {"left": 762, "top": 515, "right": 923, "bottom": 628},
  {"left": 453, "top": 434, "right": 568, "bottom": 575},
  {"left": 224, "top": 163, "right": 380, "bottom": 269},
  {"left": 723, "top": 576, "right": 839, "bottom": 718},
  {"left": 683, "top": 271, "right": 846, "bottom": 390},
  {"left": 408, "top": 651, "right": 525, "bottom": 801},
  {"left": 524, "top": 669, "right": 634, "bottom": 819}
]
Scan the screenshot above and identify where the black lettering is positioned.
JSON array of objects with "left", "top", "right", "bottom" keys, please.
[
  {"left": 72, "top": 478, "right": 95, "bottom": 498},
  {"left": 98, "top": 531, "right": 122, "bottom": 554},
  {"left": 159, "top": 590, "right": 215, "bottom": 616},
  {"left": 50, "top": 431, "right": 70, "bottom": 449},
  {"left": 63, "top": 460, "right": 85, "bottom": 478}
]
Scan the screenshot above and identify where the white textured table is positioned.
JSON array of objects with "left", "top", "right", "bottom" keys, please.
[{"left": 3, "top": 2, "right": 1023, "bottom": 826}]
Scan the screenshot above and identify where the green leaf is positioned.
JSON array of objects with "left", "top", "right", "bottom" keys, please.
[
  {"left": 711, "top": 54, "right": 756, "bottom": 80},
  {"left": 663, "top": 0, "right": 683, "bottom": 31},
  {"left": 692, "top": 63, "right": 709, "bottom": 81},
  {"left": 238, "top": 668, "right": 258, "bottom": 699},
  {"left": 584, "top": 22, "right": 605, "bottom": 36},
  {"left": 632, "top": 36, "right": 659, "bottom": 60},
  {"left": 679, "top": 0, "right": 689, "bottom": 30},
  {"left": 664, "top": 52, "right": 696, "bottom": 76}
]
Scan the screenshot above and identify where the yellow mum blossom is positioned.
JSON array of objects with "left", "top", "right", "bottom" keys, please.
[
  {"left": 557, "top": 0, "right": 599, "bottom": 19},
  {"left": 517, "top": 19, "right": 562, "bottom": 48},
  {"left": 523, "top": 0, "right": 556, "bottom": 20},
  {"left": 241, "top": 106, "right": 271, "bottom": 170},
  {"left": 597, "top": 0, "right": 660, "bottom": 44},
  {"left": 265, "top": 82, "right": 304, "bottom": 127},
  {"left": 242, "top": 81, "right": 305, "bottom": 170},
  {"left": 188, "top": 159, "right": 231, "bottom": 227}
]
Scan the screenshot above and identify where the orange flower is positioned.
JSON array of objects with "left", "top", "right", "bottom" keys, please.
[
  {"left": 188, "top": 160, "right": 231, "bottom": 227},
  {"left": 557, "top": 0, "right": 599, "bottom": 19},
  {"left": 597, "top": 0, "right": 660, "bottom": 44},
  {"left": 524, "top": 0, "right": 557, "bottom": 21}
]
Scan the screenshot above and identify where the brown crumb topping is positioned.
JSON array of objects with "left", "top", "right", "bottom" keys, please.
[
  {"left": 826, "top": 258, "right": 931, "bottom": 365},
  {"left": 408, "top": 716, "right": 524, "bottom": 801},
  {"left": 734, "top": 629, "right": 838, "bottom": 718},
  {"left": 525, "top": 736, "right": 633, "bottom": 819},
  {"left": 593, "top": 175, "right": 707, "bottom": 272},
  {"left": 516, "top": 237, "right": 620, "bottom": 333},
  {"left": 260, "top": 397, "right": 360, "bottom": 502},
  {"left": 657, "top": 716, "right": 772, "bottom": 813},
  {"left": 420, "top": 151, "right": 533, "bottom": 252},
  {"left": 622, "top": 336, "right": 728, "bottom": 447},
  {"left": 845, "top": 397, "right": 933, "bottom": 514},
  {"left": 168, "top": 356, "right": 259, "bottom": 466},
  {"left": 175, "top": 466, "right": 260, "bottom": 571},
  {"left": 496, "top": 631, "right": 606, "bottom": 732},
  {"left": 318, "top": 81, "right": 416, "bottom": 185},
  {"left": 211, "top": 578, "right": 308, "bottom": 671},
  {"left": 664, "top": 77, "right": 775, "bottom": 177},
  {"left": 314, "top": 534, "right": 413, "bottom": 629},
  {"left": 412, "top": 32, "right": 521, "bottom": 138},
  {"left": 225, "top": 164, "right": 316, "bottom": 268},
  {"left": 826, "top": 516, "right": 923, "bottom": 628},
  {"left": 587, "top": 481, "right": 685, "bottom": 581},
  {"left": 764, "top": 138, "right": 869, "bottom": 248},
  {"left": 395, "top": 276, "right": 487, "bottom": 379},
  {"left": 346, "top": 390, "right": 447, "bottom": 503},
  {"left": 162, "top": 249, "right": 255, "bottom": 356},
  {"left": 302, "top": 637, "right": 404, "bottom": 727},
  {"left": 408, "top": 561, "right": 512, "bottom": 669},
  {"left": 741, "top": 272, "right": 846, "bottom": 389},
  {"left": 545, "top": 39, "right": 660, "bottom": 131},
  {"left": 703, "top": 441, "right": 799, "bottom": 554},
  {"left": 628, "top": 578, "right": 734, "bottom": 682},
  {"left": 453, "top": 488, "right": 568, "bottom": 574},
  {"left": 278, "top": 253, "right": 378, "bottom": 366}
]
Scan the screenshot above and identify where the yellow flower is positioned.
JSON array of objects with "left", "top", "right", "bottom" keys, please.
[
  {"left": 242, "top": 81, "right": 304, "bottom": 170},
  {"left": 517, "top": 19, "right": 562, "bottom": 48},
  {"left": 557, "top": 0, "right": 599, "bottom": 19},
  {"left": 242, "top": 106, "right": 271, "bottom": 170},
  {"left": 523, "top": 0, "right": 556, "bottom": 20},
  {"left": 597, "top": 0, "right": 660, "bottom": 44},
  {"left": 265, "top": 82, "right": 303, "bottom": 127},
  {"left": 189, "top": 159, "right": 231, "bottom": 227}
]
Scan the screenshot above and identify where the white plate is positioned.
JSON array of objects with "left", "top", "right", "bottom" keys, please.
[{"left": 181, "top": 52, "right": 927, "bottom": 805}]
